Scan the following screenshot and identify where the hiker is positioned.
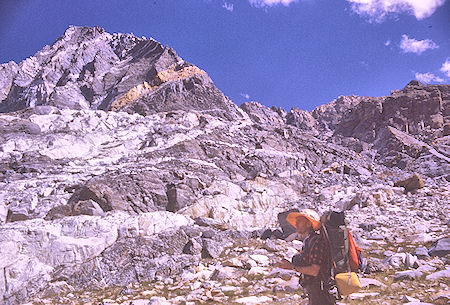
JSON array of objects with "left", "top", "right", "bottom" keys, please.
[{"left": 277, "top": 209, "right": 335, "bottom": 305}]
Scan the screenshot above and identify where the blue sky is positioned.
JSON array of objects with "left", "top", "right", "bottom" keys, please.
[{"left": 0, "top": 0, "right": 449, "bottom": 111}]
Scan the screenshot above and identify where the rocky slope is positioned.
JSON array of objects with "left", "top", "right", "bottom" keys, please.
[{"left": 0, "top": 26, "right": 449, "bottom": 305}]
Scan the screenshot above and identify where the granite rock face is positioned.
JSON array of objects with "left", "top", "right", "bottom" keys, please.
[
  {"left": 311, "top": 95, "right": 365, "bottom": 132},
  {"left": 332, "top": 81, "right": 450, "bottom": 176},
  {"left": 0, "top": 26, "right": 243, "bottom": 120},
  {"left": 0, "top": 26, "right": 449, "bottom": 304},
  {"left": 0, "top": 211, "right": 196, "bottom": 304}
]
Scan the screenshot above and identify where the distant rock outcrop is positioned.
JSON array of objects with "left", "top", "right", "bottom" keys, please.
[
  {"left": 240, "top": 101, "right": 285, "bottom": 126},
  {"left": 329, "top": 82, "right": 450, "bottom": 176},
  {"left": 311, "top": 95, "right": 365, "bottom": 132}
]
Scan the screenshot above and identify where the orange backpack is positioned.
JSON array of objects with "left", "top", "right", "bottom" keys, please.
[
  {"left": 348, "top": 229, "right": 362, "bottom": 272},
  {"left": 321, "top": 211, "right": 363, "bottom": 296},
  {"left": 321, "top": 211, "right": 363, "bottom": 274}
]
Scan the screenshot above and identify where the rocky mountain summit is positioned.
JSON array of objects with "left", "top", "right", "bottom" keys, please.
[
  {"left": 0, "top": 26, "right": 241, "bottom": 120},
  {"left": 0, "top": 26, "right": 449, "bottom": 305}
]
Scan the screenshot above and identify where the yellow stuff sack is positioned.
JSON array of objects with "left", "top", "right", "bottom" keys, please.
[{"left": 335, "top": 272, "right": 361, "bottom": 295}]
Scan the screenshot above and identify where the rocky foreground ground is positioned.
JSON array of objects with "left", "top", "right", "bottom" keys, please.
[
  {"left": 23, "top": 201, "right": 450, "bottom": 305},
  {"left": 8, "top": 167, "right": 450, "bottom": 305}
]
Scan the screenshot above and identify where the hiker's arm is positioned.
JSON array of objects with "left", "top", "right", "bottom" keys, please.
[
  {"left": 276, "top": 260, "right": 320, "bottom": 277},
  {"left": 294, "top": 264, "right": 320, "bottom": 277},
  {"left": 276, "top": 259, "right": 295, "bottom": 270}
]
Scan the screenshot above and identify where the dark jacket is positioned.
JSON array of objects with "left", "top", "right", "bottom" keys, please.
[{"left": 292, "top": 231, "right": 331, "bottom": 286}]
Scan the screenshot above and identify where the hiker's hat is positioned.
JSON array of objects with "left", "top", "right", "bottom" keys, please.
[{"left": 286, "top": 209, "right": 322, "bottom": 231}]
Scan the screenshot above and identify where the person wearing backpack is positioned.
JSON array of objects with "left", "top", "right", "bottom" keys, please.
[
  {"left": 320, "top": 211, "right": 363, "bottom": 297},
  {"left": 277, "top": 209, "right": 335, "bottom": 305}
]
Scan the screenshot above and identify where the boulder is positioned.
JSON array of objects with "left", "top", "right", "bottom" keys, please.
[
  {"left": 202, "top": 239, "right": 225, "bottom": 259},
  {"left": 364, "top": 258, "right": 388, "bottom": 273},
  {"left": 209, "top": 266, "right": 241, "bottom": 281},
  {"left": 149, "top": 298, "right": 171, "bottom": 305},
  {"left": 266, "top": 268, "right": 297, "bottom": 280},
  {"left": 394, "top": 174, "right": 425, "bottom": 192},
  {"left": 383, "top": 253, "right": 418, "bottom": 269},
  {"left": 428, "top": 238, "right": 450, "bottom": 257},
  {"left": 359, "top": 223, "right": 377, "bottom": 232},
  {"left": 0, "top": 202, "right": 7, "bottom": 224},
  {"left": 348, "top": 292, "right": 380, "bottom": 300},
  {"left": 6, "top": 210, "right": 31, "bottom": 222},
  {"left": 272, "top": 275, "right": 301, "bottom": 293},
  {"left": 0, "top": 118, "right": 41, "bottom": 135},
  {"left": 260, "top": 228, "right": 284, "bottom": 240},
  {"left": 183, "top": 237, "right": 203, "bottom": 256},
  {"left": 263, "top": 239, "right": 282, "bottom": 252},
  {"left": 413, "top": 247, "right": 430, "bottom": 259},
  {"left": 426, "top": 268, "right": 450, "bottom": 280},
  {"left": 394, "top": 270, "right": 423, "bottom": 281},
  {"left": 401, "top": 296, "right": 420, "bottom": 303},
  {"left": 195, "top": 217, "right": 229, "bottom": 230}
]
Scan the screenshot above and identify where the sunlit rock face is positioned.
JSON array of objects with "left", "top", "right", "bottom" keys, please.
[
  {"left": 332, "top": 81, "right": 450, "bottom": 175},
  {"left": 0, "top": 26, "right": 243, "bottom": 120},
  {"left": 0, "top": 26, "right": 449, "bottom": 304}
]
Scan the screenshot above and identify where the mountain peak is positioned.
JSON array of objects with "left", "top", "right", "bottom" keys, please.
[
  {"left": 0, "top": 27, "right": 242, "bottom": 119},
  {"left": 404, "top": 80, "right": 425, "bottom": 89},
  {"left": 64, "top": 25, "right": 106, "bottom": 37}
]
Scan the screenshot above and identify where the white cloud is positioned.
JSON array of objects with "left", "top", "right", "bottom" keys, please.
[
  {"left": 384, "top": 40, "right": 391, "bottom": 46},
  {"left": 223, "top": 2, "right": 234, "bottom": 11},
  {"left": 240, "top": 93, "right": 250, "bottom": 99},
  {"left": 440, "top": 58, "right": 450, "bottom": 78},
  {"left": 400, "top": 35, "right": 438, "bottom": 55},
  {"left": 248, "top": 0, "right": 298, "bottom": 8},
  {"left": 347, "top": 0, "right": 446, "bottom": 22},
  {"left": 415, "top": 72, "right": 444, "bottom": 83}
]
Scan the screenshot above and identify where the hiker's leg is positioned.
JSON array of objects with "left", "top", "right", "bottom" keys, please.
[
  {"left": 322, "top": 289, "right": 336, "bottom": 305},
  {"left": 305, "top": 283, "right": 335, "bottom": 305},
  {"left": 304, "top": 283, "right": 322, "bottom": 305},
  {"left": 319, "top": 284, "right": 336, "bottom": 305}
]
